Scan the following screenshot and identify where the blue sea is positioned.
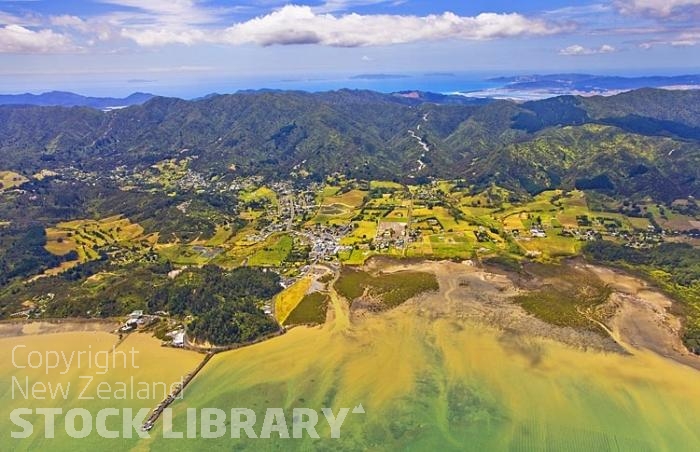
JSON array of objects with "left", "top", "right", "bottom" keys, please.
[
  {"left": 5, "top": 68, "right": 699, "bottom": 100},
  {"left": 152, "top": 72, "right": 504, "bottom": 99}
]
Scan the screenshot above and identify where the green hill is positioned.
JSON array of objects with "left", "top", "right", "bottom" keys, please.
[{"left": 1, "top": 88, "right": 699, "bottom": 200}]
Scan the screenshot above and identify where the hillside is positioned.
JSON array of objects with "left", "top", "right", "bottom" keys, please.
[{"left": 0, "top": 88, "right": 699, "bottom": 201}]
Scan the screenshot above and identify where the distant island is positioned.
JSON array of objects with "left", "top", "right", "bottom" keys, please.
[
  {"left": 459, "top": 73, "right": 700, "bottom": 100},
  {"left": 350, "top": 73, "right": 411, "bottom": 80}
]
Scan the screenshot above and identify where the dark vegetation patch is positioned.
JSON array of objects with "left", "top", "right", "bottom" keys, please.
[
  {"left": 575, "top": 174, "right": 615, "bottom": 191},
  {"left": 0, "top": 263, "right": 281, "bottom": 346},
  {"left": 0, "top": 225, "right": 77, "bottom": 286},
  {"left": 482, "top": 255, "right": 523, "bottom": 274},
  {"left": 152, "top": 266, "right": 281, "bottom": 345},
  {"left": 335, "top": 267, "right": 438, "bottom": 308},
  {"left": 284, "top": 292, "right": 329, "bottom": 325},
  {"left": 512, "top": 264, "right": 612, "bottom": 334}
]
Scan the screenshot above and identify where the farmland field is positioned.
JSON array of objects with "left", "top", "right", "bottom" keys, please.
[
  {"left": 157, "top": 244, "right": 213, "bottom": 265},
  {"left": 322, "top": 189, "right": 367, "bottom": 208},
  {"left": 340, "top": 221, "right": 377, "bottom": 245},
  {"left": 246, "top": 234, "right": 293, "bottom": 266},
  {"left": 338, "top": 247, "right": 373, "bottom": 265},
  {"left": 423, "top": 232, "right": 476, "bottom": 259},
  {"left": 0, "top": 171, "right": 28, "bottom": 190},
  {"left": 45, "top": 216, "right": 147, "bottom": 263},
  {"left": 240, "top": 186, "right": 278, "bottom": 206},
  {"left": 274, "top": 276, "right": 313, "bottom": 324},
  {"left": 311, "top": 203, "right": 355, "bottom": 224},
  {"left": 205, "top": 225, "right": 234, "bottom": 246},
  {"left": 369, "top": 180, "right": 404, "bottom": 190}
]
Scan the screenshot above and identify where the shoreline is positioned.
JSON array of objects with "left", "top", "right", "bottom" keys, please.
[
  {"left": 359, "top": 256, "right": 700, "bottom": 371},
  {"left": 2, "top": 258, "right": 698, "bottom": 372}
]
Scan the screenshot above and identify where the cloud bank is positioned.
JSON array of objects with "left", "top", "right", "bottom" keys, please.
[
  {"left": 106, "top": 4, "right": 567, "bottom": 48},
  {"left": 1, "top": 1, "right": 699, "bottom": 55},
  {"left": 616, "top": 0, "right": 700, "bottom": 16}
]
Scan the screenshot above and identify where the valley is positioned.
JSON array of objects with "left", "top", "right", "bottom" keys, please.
[
  {"left": 3, "top": 164, "right": 697, "bottom": 345},
  {"left": 1, "top": 88, "right": 699, "bottom": 449},
  {"left": 5, "top": 0, "right": 700, "bottom": 446}
]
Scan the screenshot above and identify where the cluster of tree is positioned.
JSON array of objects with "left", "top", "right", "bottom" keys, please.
[
  {"left": 670, "top": 199, "right": 699, "bottom": 217},
  {"left": 32, "top": 262, "right": 168, "bottom": 318},
  {"left": 369, "top": 186, "right": 400, "bottom": 198},
  {"left": 584, "top": 242, "right": 699, "bottom": 287},
  {"left": 147, "top": 266, "right": 281, "bottom": 345},
  {"left": 60, "top": 256, "right": 109, "bottom": 282},
  {"left": 0, "top": 225, "right": 77, "bottom": 286},
  {"left": 189, "top": 305, "right": 279, "bottom": 345},
  {"left": 574, "top": 174, "right": 615, "bottom": 191}
]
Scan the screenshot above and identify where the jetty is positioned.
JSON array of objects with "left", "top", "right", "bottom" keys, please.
[{"left": 141, "top": 352, "right": 214, "bottom": 432}]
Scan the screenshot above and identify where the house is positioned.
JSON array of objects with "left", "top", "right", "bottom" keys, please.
[
  {"left": 129, "top": 310, "right": 144, "bottom": 321},
  {"left": 120, "top": 310, "right": 144, "bottom": 331},
  {"left": 172, "top": 331, "right": 185, "bottom": 348},
  {"left": 530, "top": 228, "right": 546, "bottom": 238}
]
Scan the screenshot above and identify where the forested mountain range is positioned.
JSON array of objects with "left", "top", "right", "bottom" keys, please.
[{"left": 1, "top": 88, "right": 699, "bottom": 202}]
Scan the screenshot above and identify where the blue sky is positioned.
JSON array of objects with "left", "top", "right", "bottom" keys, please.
[{"left": 0, "top": 1, "right": 699, "bottom": 96}]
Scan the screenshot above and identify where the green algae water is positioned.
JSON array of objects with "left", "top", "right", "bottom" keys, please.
[{"left": 145, "top": 304, "right": 700, "bottom": 451}]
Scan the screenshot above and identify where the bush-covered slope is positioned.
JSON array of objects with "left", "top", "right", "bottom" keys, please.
[{"left": 1, "top": 88, "right": 699, "bottom": 200}]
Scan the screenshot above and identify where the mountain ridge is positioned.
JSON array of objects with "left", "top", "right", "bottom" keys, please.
[
  {"left": 0, "top": 87, "right": 698, "bottom": 202},
  {"left": 0, "top": 91, "right": 155, "bottom": 109}
]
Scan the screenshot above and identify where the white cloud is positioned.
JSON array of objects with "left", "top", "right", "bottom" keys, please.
[
  {"left": 0, "top": 2, "right": 573, "bottom": 51},
  {"left": 98, "top": 0, "right": 220, "bottom": 25},
  {"left": 0, "top": 10, "right": 42, "bottom": 27},
  {"left": 219, "top": 5, "right": 567, "bottom": 48},
  {"left": 120, "top": 27, "right": 207, "bottom": 46},
  {"left": 85, "top": 0, "right": 238, "bottom": 46},
  {"left": 544, "top": 4, "right": 614, "bottom": 19},
  {"left": 314, "top": 0, "right": 403, "bottom": 13},
  {"left": 671, "top": 32, "right": 700, "bottom": 46},
  {"left": 559, "top": 43, "right": 617, "bottom": 55},
  {"left": 0, "top": 24, "right": 74, "bottom": 53},
  {"left": 50, "top": 15, "right": 88, "bottom": 30},
  {"left": 616, "top": 0, "right": 700, "bottom": 16},
  {"left": 636, "top": 31, "right": 700, "bottom": 48},
  {"left": 0, "top": 11, "right": 20, "bottom": 25}
]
